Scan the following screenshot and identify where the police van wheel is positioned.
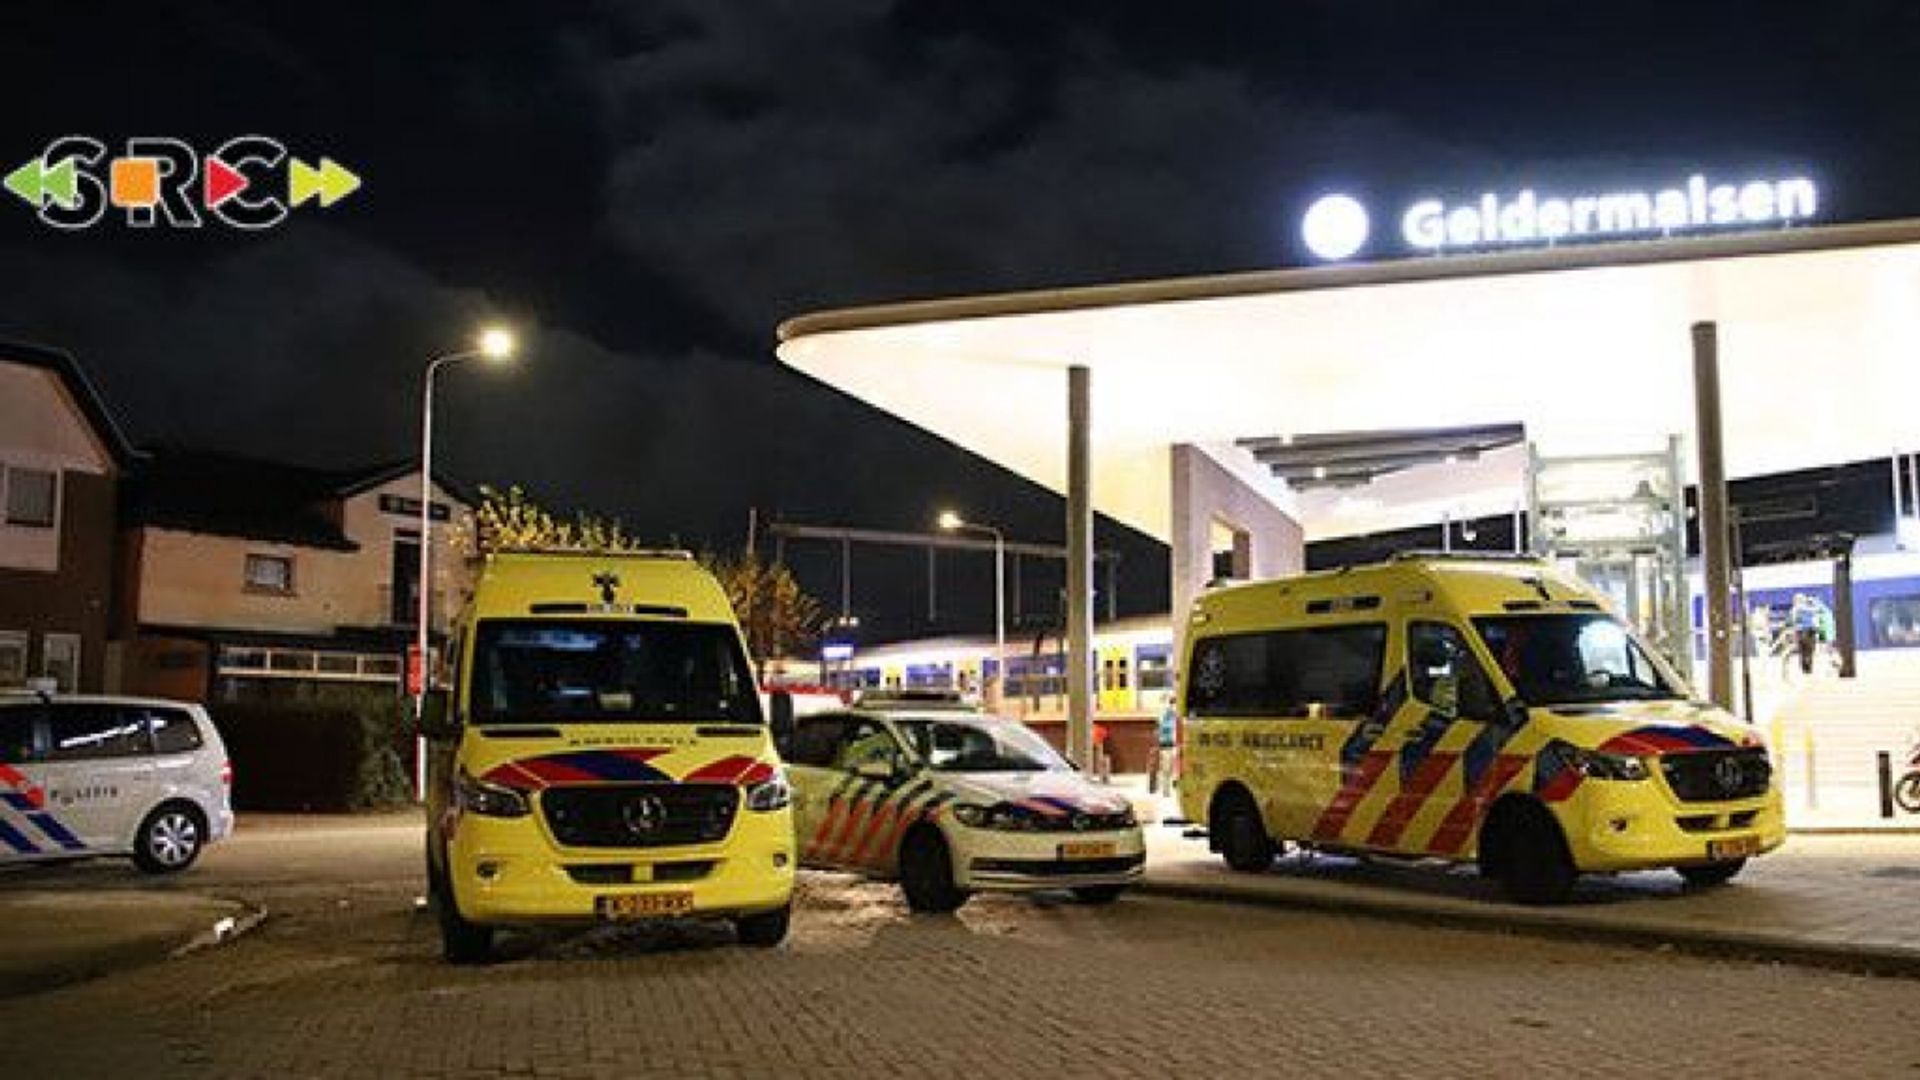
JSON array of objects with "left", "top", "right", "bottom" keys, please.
[
  {"left": 431, "top": 866, "right": 494, "bottom": 964},
  {"left": 1216, "top": 793, "right": 1274, "bottom": 874},
  {"left": 1071, "top": 885, "right": 1127, "bottom": 905},
  {"left": 1490, "top": 803, "right": 1576, "bottom": 905},
  {"left": 900, "top": 830, "right": 969, "bottom": 914},
  {"left": 1677, "top": 859, "right": 1746, "bottom": 888},
  {"left": 735, "top": 904, "right": 792, "bottom": 947},
  {"left": 132, "top": 802, "right": 205, "bottom": 874}
]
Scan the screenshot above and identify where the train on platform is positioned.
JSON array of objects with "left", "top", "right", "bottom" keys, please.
[{"left": 825, "top": 544, "right": 1920, "bottom": 717}]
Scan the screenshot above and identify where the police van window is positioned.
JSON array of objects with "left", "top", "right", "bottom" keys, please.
[
  {"left": 0, "top": 704, "right": 43, "bottom": 762},
  {"left": 46, "top": 704, "right": 151, "bottom": 760},
  {"left": 788, "top": 715, "right": 849, "bottom": 768},
  {"left": 1409, "top": 623, "right": 1498, "bottom": 719},
  {"left": 148, "top": 708, "right": 205, "bottom": 754},
  {"left": 1187, "top": 624, "right": 1386, "bottom": 718}
]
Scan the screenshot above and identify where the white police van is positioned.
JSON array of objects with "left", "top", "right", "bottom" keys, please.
[{"left": 0, "top": 693, "right": 233, "bottom": 873}]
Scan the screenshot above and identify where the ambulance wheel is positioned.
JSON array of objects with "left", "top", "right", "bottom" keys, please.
[
  {"left": 1677, "top": 859, "right": 1746, "bottom": 888},
  {"left": 1487, "top": 801, "right": 1576, "bottom": 905},
  {"left": 1071, "top": 885, "right": 1127, "bottom": 905},
  {"left": 1215, "top": 790, "right": 1274, "bottom": 874},
  {"left": 735, "top": 904, "right": 792, "bottom": 947},
  {"left": 900, "top": 829, "right": 969, "bottom": 914},
  {"left": 431, "top": 861, "right": 494, "bottom": 965},
  {"left": 132, "top": 802, "right": 205, "bottom": 874}
]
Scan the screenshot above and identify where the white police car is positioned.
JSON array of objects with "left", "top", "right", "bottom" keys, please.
[
  {"left": 0, "top": 693, "right": 233, "bottom": 873},
  {"left": 784, "top": 695, "right": 1144, "bottom": 911}
]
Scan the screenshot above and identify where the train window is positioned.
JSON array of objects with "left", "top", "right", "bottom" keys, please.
[{"left": 1869, "top": 596, "right": 1920, "bottom": 648}]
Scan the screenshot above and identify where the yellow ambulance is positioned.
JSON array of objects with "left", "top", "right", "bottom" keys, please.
[
  {"left": 1177, "top": 554, "right": 1784, "bottom": 904},
  {"left": 420, "top": 551, "right": 795, "bottom": 962}
]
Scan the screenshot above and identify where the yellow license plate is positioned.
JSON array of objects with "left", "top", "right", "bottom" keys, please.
[
  {"left": 1058, "top": 841, "right": 1116, "bottom": 860},
  {"left": 595, "top": 892, "right": 694, "bottom": 920},
  {"left": 1706, "top": 837, "right": 1759, "bottom": 860}
]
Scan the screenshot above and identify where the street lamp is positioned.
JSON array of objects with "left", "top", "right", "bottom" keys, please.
[
  {"left": 414, "top": 324, "right": 518, "bottom": 798},
  {"left": 938, "top": 510, "right": 1005, "bottom": 702}
]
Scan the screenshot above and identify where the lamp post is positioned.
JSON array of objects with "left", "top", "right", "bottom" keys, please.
[
  {"left": 414, "top": 325, "right": 517, "bottom": 798},
  {"left": 938, "top": 511, "right": 1005, "bottom": 702}
]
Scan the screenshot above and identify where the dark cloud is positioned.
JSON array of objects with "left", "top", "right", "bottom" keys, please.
[{"left": 3, "top": 1, "right": 1919, "bottom": 638}]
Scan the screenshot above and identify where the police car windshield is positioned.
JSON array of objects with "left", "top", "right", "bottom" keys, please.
[
  {"left": 470, "top": 619, "right": 761, "bottom": 725},
  {"left": 892, "top": 717, "right": 1066, "bottom": 773},
  {"left": 1474, "top": 614, "right": 1683, "bottom": 706}
]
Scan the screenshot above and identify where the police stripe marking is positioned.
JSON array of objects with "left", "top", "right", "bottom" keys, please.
[
  {"left": 824, "top": 781, "right": 885, "bottom": 864},
  {"left": 852, "top": 780, "right": 934, "bottom": 869},
  {"left": 25, "top": 811, "right": 84, "bottom": 851},
  {"left": 806, "top": 774, "right": 863, "bottom": 862},
  {"left": 0, "top": 816, "right": 38, "bottom": 854}
]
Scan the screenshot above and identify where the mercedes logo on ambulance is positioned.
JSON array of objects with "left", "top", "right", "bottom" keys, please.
[
  {"left": 1713, "top": 755, "right": 1746, "bottom": 796},
  {"left": 622, "top": 794, "right": 667, "bottom": 836}
]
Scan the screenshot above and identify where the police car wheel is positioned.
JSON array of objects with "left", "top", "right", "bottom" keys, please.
[
  {"left": 1491, "top": 804, "right": 1576, "bottom": 905},
  {"left": 1216, "top": 793, "right": 1274, "bottom": 874},
  {"left": 1071, "top": 885, "right": 1127, "bottom": 905},
  {"left": 132, "top": 803, "right": 205, "bottom": 874},
  {"left": 735, "top": 904, "right": 792, "bottom": 947},
  {"left": 1677, "top": 859, "right": 1746, "bottom": 888},
  {"left": 899, "top": 830, "right": 968, "bottom": 914}
]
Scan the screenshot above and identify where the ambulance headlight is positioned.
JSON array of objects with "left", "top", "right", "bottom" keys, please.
[
  {"left": 1566, "top": 745, "right": 1652, "bottom": 782},
  {"left": 951, "top": 803, "right": 990, "bottom": 828},
  {"left": 746, "top": 768, "right": 792, "bottom": 812},
  {"left": 454, "top": 769, "right": 531, "bottom": 818}
]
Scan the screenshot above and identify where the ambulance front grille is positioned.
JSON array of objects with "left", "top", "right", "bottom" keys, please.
[
  {"left": 1660, "top": 749, "right": 1772, "bottom": 803},
  {"left": 542, "top": 783, "right": 739, "bottom": 849}
]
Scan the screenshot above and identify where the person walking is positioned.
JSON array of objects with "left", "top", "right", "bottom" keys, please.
[{"left": 1149, "top": 699, "right": 1178, "bottom": 795}]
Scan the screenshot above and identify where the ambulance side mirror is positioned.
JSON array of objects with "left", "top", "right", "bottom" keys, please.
[
  {"left": 768, "top": 690, "right": 795, "bottom": 757},
  {"left": 416, "top": 689, "right": 458, "bottom": 740}
]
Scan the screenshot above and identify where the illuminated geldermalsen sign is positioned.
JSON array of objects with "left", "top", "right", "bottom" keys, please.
[{"left": 1302, "top": 174, "right": 1820, "bottom": 262}]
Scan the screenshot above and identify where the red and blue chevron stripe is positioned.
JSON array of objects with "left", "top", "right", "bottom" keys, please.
[
  {"left": 0, "top": 764, "right": 83, "bottom": 853},
  {"left": 483, "top": 749, "right": 673, "bottom": 789},
  {"left": 1599, "top": 725, "right": 1736, "bottom": 755},
  {"left": 482, "top": 749, "right": 779, "bottom": 790}
]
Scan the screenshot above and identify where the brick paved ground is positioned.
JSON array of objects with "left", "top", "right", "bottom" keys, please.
[
  {"left": 1139, "top": 823, "right": 1920, "bottom": 970},
  {"left": 4, "top": 816, "right": 1920, "bottom": 1078}
]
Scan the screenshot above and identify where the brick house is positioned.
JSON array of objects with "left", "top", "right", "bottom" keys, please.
[
  {"left": 0, "top": 341, "right": 136, "bottom": 692},
  {"left": 118, "top": 449, "right": 476, "bottom": 705}
]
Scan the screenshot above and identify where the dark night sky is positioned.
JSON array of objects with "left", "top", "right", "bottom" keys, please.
[{"left": 4, "top": 1, "right": 1919, "bottom": 642}]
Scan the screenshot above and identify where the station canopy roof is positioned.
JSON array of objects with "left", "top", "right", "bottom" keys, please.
[{"left": 778, "top": 220, "right": 1920, "bottom": 544}]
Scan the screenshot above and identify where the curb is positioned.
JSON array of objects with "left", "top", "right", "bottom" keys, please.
[
  {"left": 170, "top": 898, "right": 270, "bottom": 960},
  {"left": 1136, "top": 875, "right": 1920, "bottom": 980},
  {"left": 0, "top": 896, "right": 269, "bottom": 1001}
]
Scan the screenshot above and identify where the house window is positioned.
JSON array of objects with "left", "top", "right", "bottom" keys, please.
[
  {"left": 0, "top": 631, "right": 26, "bottom": 687},
  {"left": 244, "top": 554, "right": 295, "bottom": 594},
  {"left": 3, "top": 467, "right": 56, "bottom": 528},
  {"left": 41, "top": 633, "right": 81, "bottom": 693}
]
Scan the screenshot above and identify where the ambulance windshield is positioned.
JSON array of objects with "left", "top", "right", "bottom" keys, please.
[
  {"left": 1473, "top": 614, "right": 1683, "bottom": 706},
  {"left": 470, "top": 619, "right": 761, "bottom": 724},
  {"left": 893, "top": 717, "right": 1068, "bottom": 773}
]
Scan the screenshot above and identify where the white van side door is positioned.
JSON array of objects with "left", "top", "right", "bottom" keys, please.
[
  {"left": 0, "top": 702, "right": 68, "bottom": 860},
  {"left": 42, "top": 702, "right": 157, "bottom": 852}
]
